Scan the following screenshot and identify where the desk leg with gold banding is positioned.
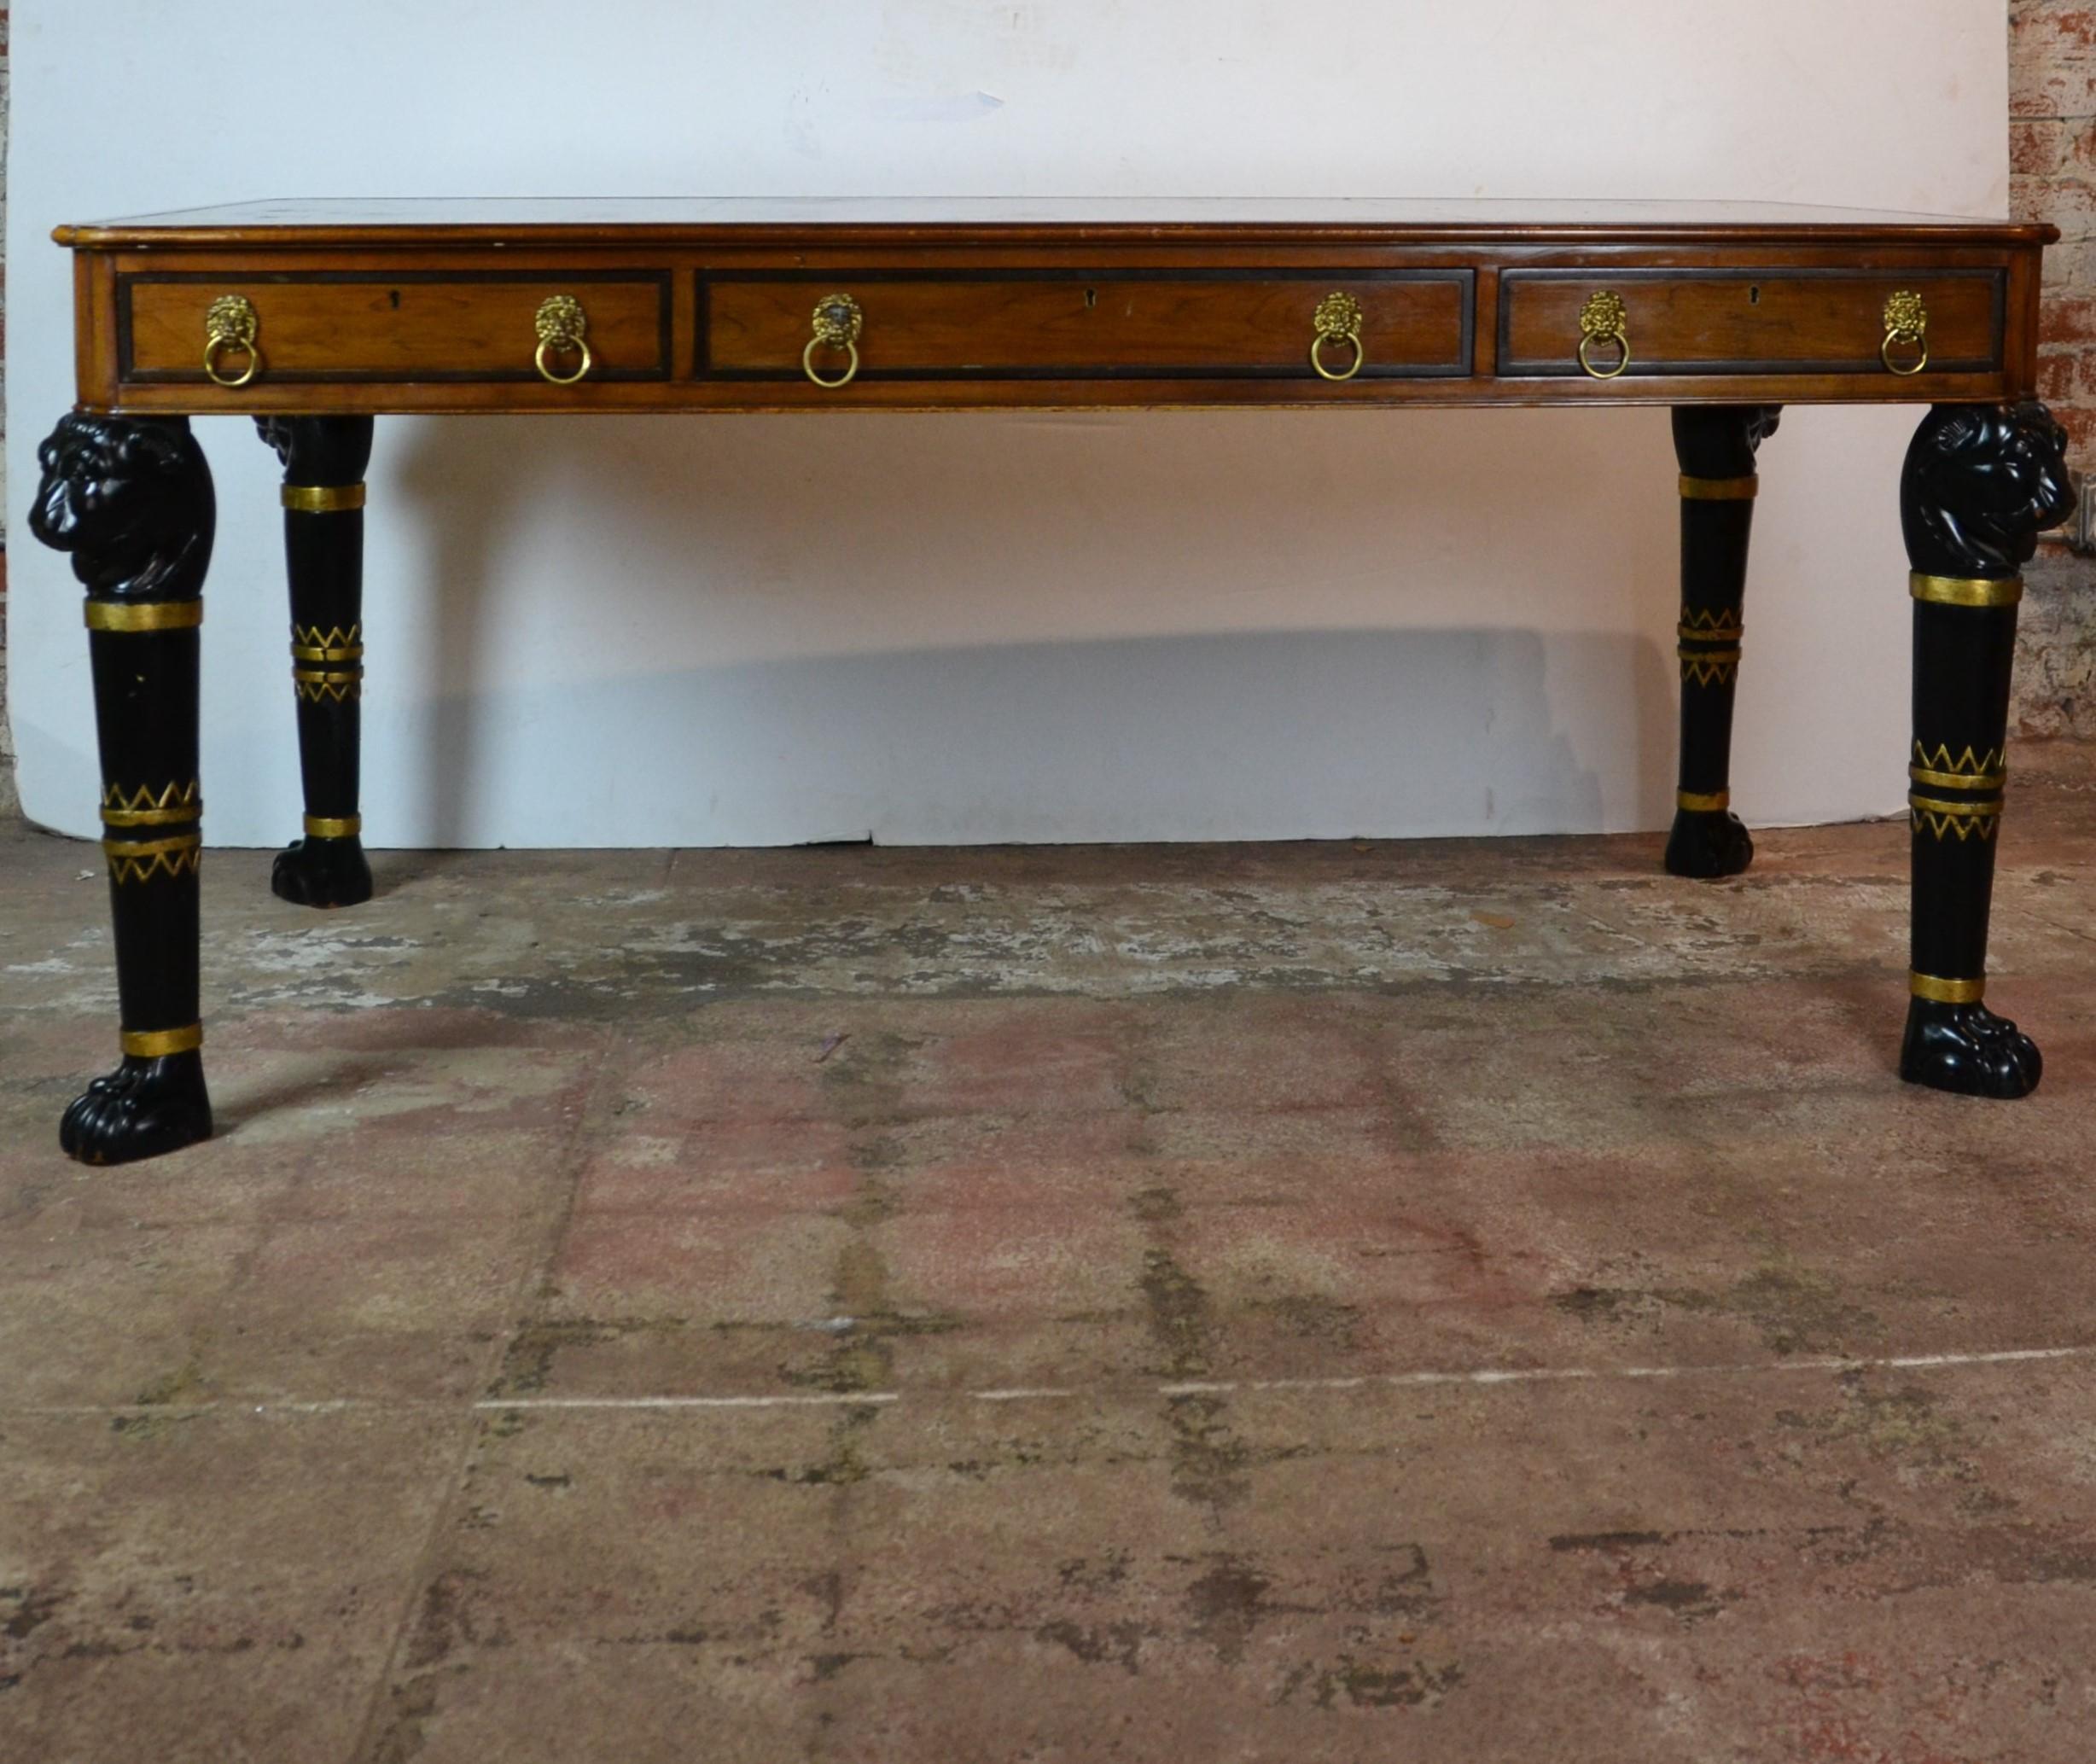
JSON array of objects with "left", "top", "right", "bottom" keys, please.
[
  {"left": 30, "top": 413, "right": 217, "bottom": 1163},
  {"left": 258, "top": 417, "right": 376, "bottom": 908},
  {"left": 1664, "top": 405, "right": 1779, "bottom": 879},
  {"left": 1897, "top": 402, "right": 2074, "bottom": 1097}
]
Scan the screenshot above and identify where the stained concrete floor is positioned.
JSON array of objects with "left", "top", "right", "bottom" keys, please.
[{"left": 3, "top": 750, "right": 2096, "bottom": 1762}]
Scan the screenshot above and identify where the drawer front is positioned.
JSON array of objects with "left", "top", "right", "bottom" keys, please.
[
  {"left": 702, "top": 271, "right": 1473, "bottom": 380},
  {"left": 1499, "top": 269, "right": 2003, "bottom": 378},
  {"left": 119, "top": 271, "right": 673, "bottom": 383}
]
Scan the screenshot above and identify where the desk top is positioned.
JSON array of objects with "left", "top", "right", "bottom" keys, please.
[{"left": 61, "top": 197, "right": 2052, "bottom": 248}]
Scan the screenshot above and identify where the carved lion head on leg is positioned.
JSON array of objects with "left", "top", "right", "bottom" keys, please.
[
  {"left": 1900, "top": 401, "right": 2074, "bottom": 577},
  {"left": 31, "top": 414, "right": 216, "bottom": 602}
]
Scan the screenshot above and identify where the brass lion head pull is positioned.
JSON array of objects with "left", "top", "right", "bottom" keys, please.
[
  {"left": 1577, "top": 290, "right": 1630, "bottom": 380},
  {"left": 1882, "top": 289, "right": 1928, "bottom": 376},
  {"left": 804, "top": 293, "right": 864, "bottom": 388},
  {"left": 1310, "top": 291, "right": 1365, "bottom": 383},
  {"left": 203, "top": 294, "right": 263, "bottom": 388},
  {"left": 534, "top": 294, "right": 592, "bottom": 386}
]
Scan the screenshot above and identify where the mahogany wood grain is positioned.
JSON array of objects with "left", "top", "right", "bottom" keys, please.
[
  {"left": 703, "top": 273, "right": 1470, "bottom": 377},
  {"left": 1499, "top": 269, "right": 2001, "bottom": 378},
  {"left": 51, "top": 206, "right": 2054, "bottom": 413},
  {"left": 123, "top": 273, "right": 672, "bottom": 384}
]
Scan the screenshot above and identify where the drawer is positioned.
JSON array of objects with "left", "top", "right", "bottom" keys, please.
[
  {"left": 1498, "top": 269, "right": 2003, "bottom": 378},
  {"left": 119, "top": 271, "right": 673, "bottom": 383},
  {"left": 701, "top": 271, "right": 1473, "bottom": 380}
]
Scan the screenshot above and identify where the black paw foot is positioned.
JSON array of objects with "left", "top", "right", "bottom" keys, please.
[
  {"left": 1900, "top": 998, "right": 2043, "bottom": 1099},
  {"left": 59, "top": 1052, "right": 213, "bottom": 1164},
  {"left": 271, "top": 835, "right": 373, "bottom": 909},
  {"left": 1663, "top": 808, "right": 1755, "bottom": 879}
]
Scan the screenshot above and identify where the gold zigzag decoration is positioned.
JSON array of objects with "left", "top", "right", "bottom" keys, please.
[
  {"left": 106, "top": 845, "right": 204, "bottom": 884},
  {"left": 1680, "top": 655, "right": 1740, "bottom": 687},
  {"left": 294, "top": 678, "right": 362, "bottom": 705},
  {"left": 102, "top": 780, "right": 201, "bottom": 814},
  {"left": 1912, "top": 741, "right": 2006, "bottom": 777},
  {"left": 1678, "top": 606, "right": 1744, "bottom": 637},
  {"left": 1911, "top": 806, "right": 2000, "bottom": 842},
  {"left": 292, "top": 623, "right": 361, "bottom": 649}
]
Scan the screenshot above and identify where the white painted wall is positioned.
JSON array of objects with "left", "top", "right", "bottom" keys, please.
[{"left": 6, "top": 1, "right": 2010, "bottom": 848}]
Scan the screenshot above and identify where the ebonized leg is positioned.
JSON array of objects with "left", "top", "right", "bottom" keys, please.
[
  {"left": 1897, "top": 401, "right": 2073, "bottom": 1097},
  {"left": 258, "top": 416, "right": 376, "bottom": 908},
  {"left": 31, "top": 413, "right": 217, "bottom": 1163},
  {"left": 1664, "top": 404, "right": 1780, "bottom": 879}
]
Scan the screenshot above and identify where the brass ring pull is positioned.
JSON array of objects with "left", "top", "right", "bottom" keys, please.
[
  {"left": 203, "top": 294, "right": 263, "bottom": 388},
  {"left": 534, "top": 336, "right": 594, "bottom": 385},
  {"left": 1576, "top": 290, "right": 1630, "bottom": 380},
  {"left": 1881, "top": 289, "right": 1928, "bottom": 376},
  {"left": 534, "top": 294, "right": 592, "bottom": 386},
  {"left": 804, "top": 292, "right": 864, "bottom": 389},
  {"left": 1310, "top": 291, "right": 1365, "bottom": 383}
]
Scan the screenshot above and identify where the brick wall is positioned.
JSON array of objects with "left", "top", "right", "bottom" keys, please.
[
  {"left": 0, "top": 6, "right": 14, "bottom": 820},
  {"left": 2012, "top": 0, "right": 2096, "bottom": 735}
]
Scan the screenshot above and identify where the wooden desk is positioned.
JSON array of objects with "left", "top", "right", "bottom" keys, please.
[{"left": 30, "top": 200, "right": 2076, "bottom": 1163}]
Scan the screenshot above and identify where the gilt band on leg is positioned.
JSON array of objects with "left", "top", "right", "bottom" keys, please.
[
  {"left": 1665, "top": 405, "right": 1779, "bottom": 878},
  {"left": 259, "top": 416, "right": 376, "bottom": 908},
  {"left": 32, "top": 411, "right": 218, "bottom": 1162},
  {"left": 88, "top": 604, "right": 205, "bottom": 1062},
  {"left": 1907, "top": 570, "right": 2019, "bottom": 1010},
  {"left": 1895, "top": 402, "right": 2072, "bottom": 1099}
]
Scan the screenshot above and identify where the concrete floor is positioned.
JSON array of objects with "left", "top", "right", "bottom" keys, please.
[{"left": 3, "top": 750, "right": 2095, "bottom": 1763}]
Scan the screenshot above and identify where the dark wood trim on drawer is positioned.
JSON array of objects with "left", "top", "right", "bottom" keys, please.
[
  {"left": 1496, "top": 266, "right": 2006, "bottom": 379},
  {"left": 696, "top": 267, "right": 1476, "bottom": 381},
  {"left": 62, "top": 223, "right": 2050, "bottom": 413},
  {"left": 117, "top": 268, "right": 676, "bottom": 384}
]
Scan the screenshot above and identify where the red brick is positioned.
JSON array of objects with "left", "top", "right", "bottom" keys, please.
[
  {"left": 2037, "top": 351, "right": 2082, "bottom": 402},
  {"left": 2031, "top": 175, "right": 2096, "bottom": 239},
  {"left": 2052, "top": 401, "right": 2096, "bottom": 459},
  {"left": 2011, "top": 1, "right": 2096, "bottom": 116},
  {"left": 2042, "top": 236, "right": 2096, "bottom": 290},
  {"left": 2041, "top": 289, "right": 2096, "bottom": 346},
  {"left": 2013, "top": 118, "right": 2068, "bottom": 178}
]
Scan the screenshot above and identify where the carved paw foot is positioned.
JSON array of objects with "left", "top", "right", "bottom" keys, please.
[
  {"left": 1663, "top": 808, "right": 1755, "bottom": 880},
  {"left": 271, "top": 835, "right": 373, "bottom": 909},
  {"left": 1900, "top": 999, "right": 2043, "bottom": 1099},
  {"left": 59, "top": 1052, "right": 213, "bottom": 1164}
]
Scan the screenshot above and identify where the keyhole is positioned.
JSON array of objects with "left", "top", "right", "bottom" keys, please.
[
  {"left": 1084, "top": 288, "right": 1097, "bottom": 309},
  {"left": 1748, "top": 286, "right": 1760, "bottom": 305},
  {"left": 389, "top": 289, "right": 402, "bottom": 310}
]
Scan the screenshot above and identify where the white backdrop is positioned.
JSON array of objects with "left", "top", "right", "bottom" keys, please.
[{"left": 6, "top": 2, "right": 2009, "bottom": 847}]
